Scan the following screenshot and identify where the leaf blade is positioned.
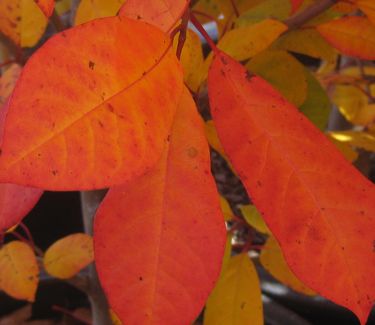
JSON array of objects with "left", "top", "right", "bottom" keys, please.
[
  {"left": 94, "top": 88, "right": 226, "bottom": 324},
  {"left": 0, "top": 17, "right": 183, "bottom": 190},
  {"left": 208, "top": 51, "right": 375, "bottom": 324}
]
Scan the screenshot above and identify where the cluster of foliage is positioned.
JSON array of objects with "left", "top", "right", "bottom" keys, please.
[{"left": 0, "top": 0, "right": 375, "bottom": 324}]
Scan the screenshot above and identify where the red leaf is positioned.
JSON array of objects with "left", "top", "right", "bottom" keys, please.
[
  {"left": 0, "top": 184, "right": 42, "bottom": 232},
  {"left": 119, "top": 0, "right": 190, "bottom": 32},
  {"left": 0, "top": 17, "right": 183, "bottom": 190},
  {"left": 94, "top": 88, "right": 226, "bottom": 324},
  {"left": 208, "top": 51, "right": 375, "bottom": 325}
]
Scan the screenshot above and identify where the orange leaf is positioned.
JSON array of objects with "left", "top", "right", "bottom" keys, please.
[
  {"left": 34, "top": 0, "right": 55, "bottom": 17},
  {"left": 357, "top": 0, "right": 375, "bottom": 25},
  {"left": 208, "top": 51, "right": 375, "bottom": 325},
  {"left": 316, "top": 16, "right": 375, "bottom": 60},
  {"left": 0, "top": 17, "right": 183, "bottom": 190},
  {"left": 43, "top": 233, "right": 93, "bottom": 279},
  {"left": 94, "top": 88, "right": 226, "bottom": 324},
  {"left": 119, "top": 0, "right": 190, "bottom": 32},
  {"left": 0, "top": 241, "right": 39, "bottom": 301},
  {"left": 0, "top": 184, "right": 43, "bottom": 232}
]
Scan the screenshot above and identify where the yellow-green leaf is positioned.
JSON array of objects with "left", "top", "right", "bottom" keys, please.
[
  {"left": 328, "top": 135, "right": 359, "bottom": 163},
  {"left": 218, "top": 19, "right": 287, "bottom": 61},
  {"left": 332, "top": 67, "right": 375, "bottom": 126},
  {"left": 0, "top": 0, "right": 48, "bottom": 47},
  {"left": 43, "top": 233, "right": 94, "bottom": 279},
  {"left": 260, "top": 236, "right": 316, "bottom": 296},
  {"left": 299, "top": 68, "right": 331, "bottom": 130},
  {"left": 273, "top": 28, "right": 337, "bottom": 67},
  {"left": 204, "top": 253, "right": 263, "bottom": 325},
  {"left": 246, "top": 49, "right": 308, "bottom": 106},
  {"left": 74, "top": 0, "right": 125, "bottom": 25},
  {"left": 173, "top": 29, "right": 204, "bottom": 92},
  {"left": 239, "top": 204, "right": 270, "bottom": 234},
  {"left": 0, "top": 241, "right": 39, "bottom": 301},
  {"left": 329, "top": 131, "right": 375, "bottom": 152},
  {"left": 235, "top": 0, "right": 291, "bottom": 26},
  {"left": 220, "top": 196, "right": 233, "bottom": 222}
]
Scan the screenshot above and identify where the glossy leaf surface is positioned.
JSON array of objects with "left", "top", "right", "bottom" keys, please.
[
  {"left": 0, "top": 16, "right": 183, "bottom": 190},
  {"left": 94, "top": 88, "right": 226, "bottom": 324},
  {"left": 208, "top": 51, "right": 375, "bottom": 324},
  {"left": 119, "top": 0, "right": 189, "bottom": 32},
  {"left": 316, "top": 16, "right": 375, "bottom": 60},
  {"left": 44, "top": 233, "right": 93, "bottom": 279},
  {"left": 204, "top": 254, "right": 263, "bottom": 325},
  {"left": 0, "top": 241, "right": 38, "bottom": 301}
]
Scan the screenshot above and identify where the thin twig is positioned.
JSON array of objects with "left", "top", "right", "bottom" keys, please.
[
  {"left": 229, "top": 0, "right": 240, "bottom": 17},
  {"left": 52, "top": 305, "right": 92, "bottom": 325},
  {"left": 284, "top": 0, "right": 338, "bottom": 30},
  {"left": 190, "top": 12, "right": 219, "bottom": 54}
]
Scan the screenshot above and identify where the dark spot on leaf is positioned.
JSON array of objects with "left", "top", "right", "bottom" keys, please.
[
  {"left": 89, "top": 61, "right": 95, "bottom": 70},
  {"left": 51, "top": 170, "right": 58, "bottom": 176},
  {"left": 139, "top": 276, "right": 143, "bottom": 281},
  {"left": 240, "top": 302, "right": 246, "bottom": 310},
  {"left": 106, "top": 103, "right": 114, "bottom": 112},
  {"left": 245, "top": 70, "right": 254, "bottom": 80},
  {"left": 187, "top": 147, "right": 198, "bottom": 158}
]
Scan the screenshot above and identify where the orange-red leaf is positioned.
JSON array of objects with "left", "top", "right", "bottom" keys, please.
[
  {"left": 119, "top": 0, "right": 189, "bottom": 32},
  {"left": 208, "top": 51, "right": 375, "bottom": 325},
  {"left": 316, "top": 16, "right": 375, "bottom": 60},
  {"left": 0, "top": 17, "right": 183, "bottom": 190},
  {"left": 34, "top": 0, "right": 55, "bottom": 17},
  {"left": 94, "top": 88, "right": 226, "bottom": 324},
  {"left": 0, "top": 184, "right": 43, "bottom": 232}
]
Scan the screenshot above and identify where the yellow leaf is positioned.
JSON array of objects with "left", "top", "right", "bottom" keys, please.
[
  {"left": 329, "top": 130, "right": 375, "bottom": 152},
  {"left": 218, "top": 19, "right": 287, "bottom": 61},
  {"left": 204, "top": 253, "right": 263, "bottom": 325},
  {"left": 246, "top": 50, "right": 308, "bottom": 106},
  {"left": 239, "top": 204, "right": 270, "bottom": 234},
  {"left": 55, "top": 0, "right": 71, "bottom": 15},
  {"left": 332, "top": 66, "right": 375, "bottom": 126},
  {"left": 43, "top": 233, "right": 94, "bottom": 279},
  {"left": 0, "top": 0, "right": 48, "bottom": 47},
  {"left": 173, "top": 29, "right": 204, "bottom": 92},
  {"left": 110, "top": 309, "right": 122, "bottom": 325},
  {"left": 74, "top": 0, "right": 125, "bottom": 25},
  {"left": 205, "top": 120, "right": 226, "bottom": 158},
  {"left": 273, "top": 28, "right": 337, "bottom": 67},
  {"left": 220, "top": 196, "right": 233, "bottom": 221},
  {"left": 0, "top": 241, "right": 39, "bottom": 301},
  {"left": 0, "top": 64, "right": 22, "bottom": 106},
  {"left": 328, "top": 135, "right": 359, "bottom": 162},
  {"left": 260, "top": 236, "right": 316, "bottom": 296}
]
